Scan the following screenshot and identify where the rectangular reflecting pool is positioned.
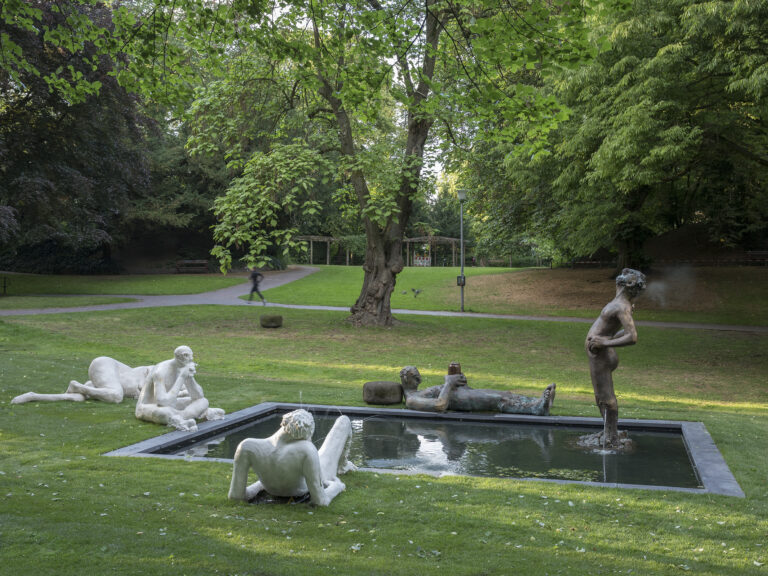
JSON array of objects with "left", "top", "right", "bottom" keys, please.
[{"left": 106, "top": 403, "right": 744, "bottom": 497}]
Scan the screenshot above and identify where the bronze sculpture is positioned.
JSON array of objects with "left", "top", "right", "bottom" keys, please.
[
  {"left": 400, "top": 363, "right": 555, "bottom": 415},
  {"left": 584, "top": 268, "right": 646, "bottom": 449}
]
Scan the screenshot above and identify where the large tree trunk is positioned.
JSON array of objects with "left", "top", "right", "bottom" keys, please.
[
  {"left": 349, "top": 227, "right": 405, "bottom": 326},
  {"left": 614, "top": 186, "right": 652, "bottom": 273},
  {"left": 347, "top": 113, "right": 433, "bottom": 325},
  {"left": 315, "top": 0, "right": 439, "bottom": 325}
]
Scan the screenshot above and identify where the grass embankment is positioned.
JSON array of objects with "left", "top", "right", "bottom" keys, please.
[
  {"left": 264, "top": 265, "right": 768, "bottom": 326},
  {"left": 1, "top": 303, "right": 767, "bottom": 575},
  {"left": 0, "top": 272, "right": 246, "bottom": 309}
]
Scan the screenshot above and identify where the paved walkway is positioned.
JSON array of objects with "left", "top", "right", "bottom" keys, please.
[
  {"left": 1, "top": 265, "right": 766, "bottom": 333},
  {"left": 0, "top": 266, "right": 318, "bottom": 317}
]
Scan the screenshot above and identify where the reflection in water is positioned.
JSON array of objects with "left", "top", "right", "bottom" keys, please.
[{"left": 170, "top": 413, "right": 701, "bottom": 489}]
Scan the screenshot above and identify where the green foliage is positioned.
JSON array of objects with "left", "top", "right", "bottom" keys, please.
[
  {"left": 466, "top": 0, "right": 768, "bottom": 266},
  {"left": 183, "top": 0, "right": 598, "bottom": 321},
  {"left": 0, "top": 2, "right": 152, "bottom": 273},
  {"left": 0, "top": 0, "right": 108, "bottom": 104},
  {"left": 212, "top": 141, "right": 334, "bottom": 270},
  {"left": 0, "top": 2, "right": 235, "bottom": 273}
]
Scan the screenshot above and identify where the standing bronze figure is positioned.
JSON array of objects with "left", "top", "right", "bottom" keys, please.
[{"left": 584, "top": 268, "right": 646, "bottom": 449}]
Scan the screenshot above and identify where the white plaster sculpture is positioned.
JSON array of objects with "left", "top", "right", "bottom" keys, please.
[
  {"left": 228, "top": 409, "right": 354, "bottom": 507},
  {"left": 135, "top": 345, "right": 225, "bottom": 432},
  {"left": 11, "top": 357, "right": 151, "bottom": 404}
]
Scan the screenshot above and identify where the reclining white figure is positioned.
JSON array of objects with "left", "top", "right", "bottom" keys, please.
[
  {"left": 228, "top": 409, "right": 354, "bottom": 507},
  {"left": 11, "top": 357, "right": 151, "bottom": 405},
  {"left": 134, "top": 345, "right": 224, "bottom": 432}
]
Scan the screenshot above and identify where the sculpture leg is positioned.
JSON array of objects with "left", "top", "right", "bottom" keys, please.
[
  {"left": 167, "top": 413, "right": 198, "bottom": 431},
  {"left": 602, "top": 401, "right": 619, "bottom": 445},
  {"left": 317, "top": 416, "right": 354, "bottom": 482},
  {"left": 533, "top": 383, "right": 556, "bottom": 416},
  {"left": 11, "top": 391, "right": 86, "bottom": 404},
  {"left": 589, "top": 350, "right": 620, "bottom": 446},
  {"left": 136, "top": 404, "right": 197, "bottom": 431},
  {"left": 205, "top": 408, "right": 226, "bottom": 421},
  {"left": 67, "top": 380, "right": 124, "bottom": 403},
  {"left": 180, "top": 397, "right": 209, "bottom": 421},
  {"left": 244, "top": 480, "right": 265, "bottom": 502},
  {"left": 499, "top": 384, "right": 555, "bottom": 416}
]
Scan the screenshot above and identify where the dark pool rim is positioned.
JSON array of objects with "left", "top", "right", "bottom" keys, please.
[{"left": 104, "top": 402, "right": 744, "bottom": 498}]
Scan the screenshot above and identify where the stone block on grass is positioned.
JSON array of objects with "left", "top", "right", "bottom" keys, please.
[
  {"left": 363, "top": 380, "right": 403, "bottom": 405},
  {"left": 260, "top": 315, "right": 283, "bottom": 329}
]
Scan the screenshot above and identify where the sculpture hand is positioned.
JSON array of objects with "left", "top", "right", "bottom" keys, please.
[{"left": 587, "top": 336, "right": 607, "bottom": 352}]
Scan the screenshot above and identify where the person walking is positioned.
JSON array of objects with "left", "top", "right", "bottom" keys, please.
[{"left": 249, "top": 267, "right": 267, "bottom": 305}]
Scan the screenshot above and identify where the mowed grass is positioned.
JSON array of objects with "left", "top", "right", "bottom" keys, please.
[
  {"left": 0, "top": 271, "right": 245, "bottom": 296},
  {"left": 1, "top": 304, "right": 767, "bottom": 576},
  {"left": 3, "top": 265, "right": 766, "bottom": 326},
  {"left": 0, "top": 295, "right": 137, "bottom": 309},
  {"left": 264, "top": 265, "right": 768, "bottom": 326},
  {"left": 0, "top": 272, "right": 247, "bottom": 309},
  {"left": 257, "top": 265, "right": 513, "bottom": 311}
]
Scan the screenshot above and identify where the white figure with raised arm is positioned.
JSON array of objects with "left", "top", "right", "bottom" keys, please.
[{"left": 135, "top": 345, "right": 224, "bottom": 432}]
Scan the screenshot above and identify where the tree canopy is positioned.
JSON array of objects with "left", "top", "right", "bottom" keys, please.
[
  {"left": 466, "top": 0, "right": 768, "bottom": 268},
  {"left": 2, "top": 0, "right": 765, "bottom": 316},
  {"left": 182, "top": 0, "right": 596, "bottom": 324}
]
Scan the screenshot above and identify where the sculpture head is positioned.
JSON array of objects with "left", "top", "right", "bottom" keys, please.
[
  {"left": 400, "top": 366, "right": 422, "bottom": 391},
  {"left": 281, "top": 409, "right": 315, "bottom": 441},
  {"left": 616, "top": 268, "right": 646, "bottom": 298},
  {"left": 174, "top": 345, "right": 194, "bottom": 365}
]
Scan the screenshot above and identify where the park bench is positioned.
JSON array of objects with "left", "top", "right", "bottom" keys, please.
[
  {"left": 746, "top": 251, "right": 768, "bottom": 265},
  {"left": 175, "top": 259, "right": 210, "bottom": 274},
  {"left": 570, "top": 259, "right": 616, "bottom": 269}
]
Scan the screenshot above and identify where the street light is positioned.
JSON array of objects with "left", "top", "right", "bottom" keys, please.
[{"left": 457, "top": 189, "right": 467, "bottom": 312}]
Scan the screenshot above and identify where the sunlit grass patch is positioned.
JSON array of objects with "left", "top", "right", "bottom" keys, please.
[{"left": 1, "top": 306, "right": 766, "bottom": 575}]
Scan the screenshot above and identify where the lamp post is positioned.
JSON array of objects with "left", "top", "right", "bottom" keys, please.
[{"left": 457, "top": 189, "right": 467, "bottom": 312}]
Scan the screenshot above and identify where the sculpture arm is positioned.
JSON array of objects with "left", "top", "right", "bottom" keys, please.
[
  {"left": 406, "top": 377, "right": 463, "bottom": 412},
  {"left": 589, "top": 309, "right": 638, "bottom": 351},
  {"left": 405, "top": 392, "right": 443, "bottom": 412},
  {"left": 183, "top": 370, "right": 205, "bottom": 401},
  {"left": 606, "top": 308, "right": 638, "bottom": 347},
  {"left": 154, "top": 369, "right": 188, "bottom": 407},
  {"left": 303, "top": 450, "right": 339, "bottom": 506}
]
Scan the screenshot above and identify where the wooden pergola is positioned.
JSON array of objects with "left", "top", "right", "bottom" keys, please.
[
  {"left": 403, "top": 236, "right": 462, "bottom": 267},
  {"left": 297, "top": 235, "right": 463, "bottom": 266}
]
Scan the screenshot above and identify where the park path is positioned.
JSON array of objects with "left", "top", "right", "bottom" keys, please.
[
  {"left": 1, "top": 265, "right": 766, "bottom": 333},
  {"left": 0, "top": 266, "right": 318, "bottom": 317}
]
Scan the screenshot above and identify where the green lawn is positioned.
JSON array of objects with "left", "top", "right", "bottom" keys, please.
[
  {"left": 0, "top": 272, "right": 246, "bottom": 309},
  {"left": 1, "top": 305, "right": 766, "bottom": 575},
  {"left": 263, "top": 265, "right": 768, "bottom": 326},
  {"left": 259, "top": 265, "right": 514, "bottom": 310},
  {"left": 0, "top": 295, "right": 137, "bottom": 309},
  {"left": 0, "top": 272, "right": 245, "bottom": 296},
  {"left": 4, "top": 265, "right": 766, "bottom": 326}
]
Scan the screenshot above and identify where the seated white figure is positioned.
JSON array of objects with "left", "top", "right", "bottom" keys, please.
[
  {"left": 228, "top": 409, "right": 354, "bottom": 507},
  {"left": 135, "top": 345, "right": 224, "bottom": 432},
  {"left": 12, "top": 357, "right": 151, "bottom": 404}
]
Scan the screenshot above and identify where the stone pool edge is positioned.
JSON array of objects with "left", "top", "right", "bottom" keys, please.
[{"left": 104, "top": 402, "right": 745, "bottom": 498}]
